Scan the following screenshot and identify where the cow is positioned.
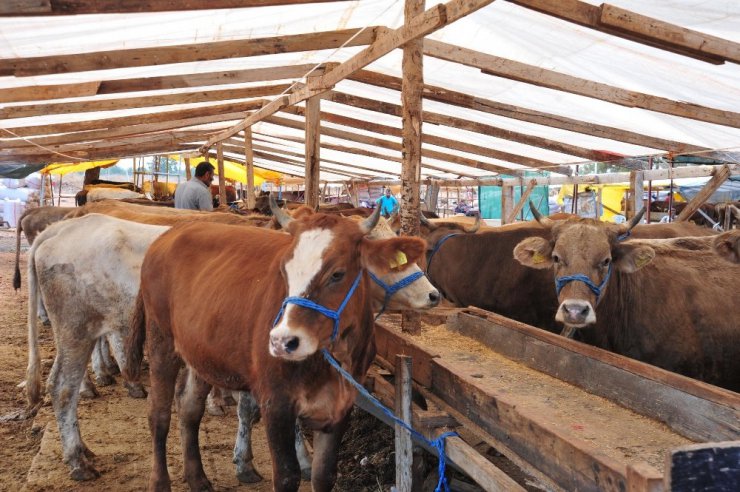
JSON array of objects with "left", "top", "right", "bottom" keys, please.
[
  {"left": 210, "top": 184, "right": 237, "bottom": 206},
  {"left": 124, "top": 200, "right": 426, "bottom": 492},
  {"left": 713, "top": 229, "right": 740, "bottom": 263},
  {"left": 25, "top": 214, "right": 166, "bottom": 480},
  {"left": 13, "top": 206, "right": 76, "bottom": 291},
  {"left": 415, "top": 212, "right": 716, "bottom": 335},
  {"left": 513, "top": 206, "right": 740, "bottom": 390},
  {"left": 86, "top": 187, "right": 145, "bottom": 202}
]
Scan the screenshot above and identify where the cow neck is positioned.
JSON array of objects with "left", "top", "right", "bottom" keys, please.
[{"left": 426, "top": 232, "right": 463, "bottom": 271}]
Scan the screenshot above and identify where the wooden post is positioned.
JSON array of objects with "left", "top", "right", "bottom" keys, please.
[
  {"left": 244, "top": 128, "right": 256, "bottom": 209},
  {"left": 395, "top": 355, "right": 413, "bottom": 492},
  {"left": 321, "top": 181, "right": 329, "bottom": 204},
  {"left": 676, "top": 164, "right": 731, "bottom": 222},
  {"left": 305, "top": 76, "right": 321, "bottom": 209},
  {"left": 629, "top": 170, "right": 644, "bottom": 220},
  {"left": 217, "top": 143, "right": 226, "bottom": 208},
  {"left": 501, "top": 185, "right": 515, "bottom": 225},
  {"left": 184, "top": 157, "right": 192, "bottom": 180},
  {"left": 424, "top": 180, "right": 440, "bottom": 213},
  {"left": 400, "top": 0, "right": 425, "bottom": 335},
  {"left": 505, "top": 179, "right": 537, "bottom": 223},
  {"left": 57, "top": 174, "right": 63, "bottom": 206}
]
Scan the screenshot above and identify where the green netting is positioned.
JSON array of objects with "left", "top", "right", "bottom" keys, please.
[{"left": 479, "top": 172, "right": 550, "bottom": 220}]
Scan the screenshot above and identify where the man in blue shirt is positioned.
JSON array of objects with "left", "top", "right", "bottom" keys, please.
[
  {"left": 375, "top": 188, "right": 398, "bottom": 218},
  {"left": 174, "top": 162, "right": 215, "bottom": 211}
]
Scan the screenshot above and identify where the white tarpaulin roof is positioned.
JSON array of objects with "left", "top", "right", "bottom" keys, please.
[{"left": 1, "top": 0, "right": 739, "bottom": 182}]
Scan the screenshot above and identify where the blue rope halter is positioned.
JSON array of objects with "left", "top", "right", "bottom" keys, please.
[
  {"left": 322, "top": 349, "right": 457, "bottom": 492},
  {"left": 426, "top": 233, "right": 462, "bottom": 270},
  {"left": 367, "top": 270, "right": 426, "bottom": 319},
  {"left": 272, "top": 270, "right": 364, "bottom": 343}
]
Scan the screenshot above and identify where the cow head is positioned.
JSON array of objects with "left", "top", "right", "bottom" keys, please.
[
  {"left": 713, "top": 230, "right": 740, "bottom": 264},
  {"left": 513, "top": 203, "right": 654, "bottom": 335},
  {"left": 268, "top": 197, "right": 427, "bottom": 360}
]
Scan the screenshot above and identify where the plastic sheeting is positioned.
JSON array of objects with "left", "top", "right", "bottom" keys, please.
[
  {"left": 1, "top": 1, "right": 739, "bottom": 181},
  {"left": 42, "top": 160, "right": 118, "bottom": 175}
]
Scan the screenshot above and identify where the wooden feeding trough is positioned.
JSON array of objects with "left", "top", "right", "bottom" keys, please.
[{"left": 366, "top": 307, "right": 739, "bottom": 491}]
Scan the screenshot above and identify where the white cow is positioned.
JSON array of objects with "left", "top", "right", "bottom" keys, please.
[
  {"left": 26, "top": 213, "right": 167, "bottom": 480},
  {"left": 86, "top": 187, "right": 145, "bottom": 202}
]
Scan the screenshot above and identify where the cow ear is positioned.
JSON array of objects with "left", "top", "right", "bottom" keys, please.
[
  {"left": 713, "top": 232, "right": 740, "bottom": 264},
  {"left": 387, "top": 212, "right": 401, "bottom": 235},
  {"left": 613, "top": 243, "right": 655, "bottom": 273},
  {"left": 513, "top": 237, "right": 553, "bottom": 269},
  {"left": 361, "top": 236, "right": 426, "bottom": 274}
]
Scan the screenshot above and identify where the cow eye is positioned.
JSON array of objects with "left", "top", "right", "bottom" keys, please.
[
  {"left": 330, "top": 271, "right": 345, "bottom": 283},
  {"left": 602, "top": 258, "right": 611, "bottom": 267},
  {"left": 552, "top": 254, "right": 560, "bottom": 264}
]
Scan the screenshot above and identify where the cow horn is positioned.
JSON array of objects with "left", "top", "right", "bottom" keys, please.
[
  {"left": 360, "top": 206, "right": 381, "bottom": 233},
  {"left": 529, "top": 201, "right": 554, "bottom": 228},
  {"left": 419, "top": 211, "right": 438, "bottom": 230},
  {"left": 464, "top": 212, "right": 481, "bottom": 233},
  {"left": 269, "top": 195, "right": 293, "bottom": 228},
  {"left": 624, "top": 206, "right": 646, "bottom": 233}
]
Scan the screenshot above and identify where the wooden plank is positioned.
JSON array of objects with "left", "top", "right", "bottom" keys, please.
[
  {"left": 184, "top": 157, "right": 192, "bottom": 181},
  {"left": 627, "top": 463, "right": 664, "bottom": 492},
  {"left": 0, "top": 0, "right": 354, "bottom": 15},
  {"left": 0, "top": 85, "right": 288, "bottom": 119},
  {"left": 505, "top": 179, "right": 537, "bottom": 223},
  {"left": 304, "top": 77, "right": 321, "bottom": 209},
  {"left": 348, "top": 69, "right": 707, "bottom": 154},
  {"left": 217, "top": 143, "right": 226, "bottom": 207},
  {"left": 676, "top": 164, "right": 732, "bottom": 221},
  {"left": 424, "top": 39, "right": 740, "bottom": 129},
  {"left": 1, "top": 28, "right": 378, "bottom": 76},
  {"left": 629, "top": 170, "right": 644, "bottom": 220},
  {"left": 500, "top": 185, "right": 515, "bottom": 224},
  {"left": 263, "top": 113, "right": 522, "bottom": 176},
  {"left": 202, "top": 0, "right": 497, "bottom": 147},
  {"left": 506, "top": 0, "right": 729, "bottom": 64},
  {"left": 446, "top": 308, "right": 740, "bottom": 442},
  {"left": 395, "top": 355, "right": 414, "bottom": 492},
  {"left": 244, "top": 128, "right": 255, "bottom": 209},
  {"left": 0, "top": 100, "right": 263, "bottom": 138},
  {"left": 666, "top": 441, "right": 740, "bottom": 491},
  {"left": 0, "top": 81, "right": 99, "bottom": 103}
]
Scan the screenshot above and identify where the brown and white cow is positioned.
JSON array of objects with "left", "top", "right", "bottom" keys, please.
[
  {"left": 124, "top": 201, "right": 425, "bottom": 492},
  {"left": 514, "top": 207, "right": 740, "bottom": 390}
]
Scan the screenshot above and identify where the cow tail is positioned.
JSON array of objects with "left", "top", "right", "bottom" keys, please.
[
  {"left": 123, "top": 289, "right": 146, "bottom": 383},
  {"left": 13, "top": 215, "right": 23, "bottom": 290},
  {"left": 25, "top": 245, "right": 42, "bottom": 407}
]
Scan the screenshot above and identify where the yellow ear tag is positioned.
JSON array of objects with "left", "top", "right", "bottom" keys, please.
[
  {"left": 635, "top": 254, "right": 651, "bottom": 269},
  {"left": 532, "top": 252, "right": 547, "bottom": 264},
  {"left": 389, "top": 251, "right": 408, "bottom": 269}
]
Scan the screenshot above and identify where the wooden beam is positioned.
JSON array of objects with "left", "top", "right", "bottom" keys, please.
[
  {"left": 394, "top": 355, "right": 414, "bottom": 491},
  {"left": 217, "top": 143, "right": 226, "bottom": 207},
  {"left": 304, "top": 76, "right": 321, "bottom": 209},
  {"left": 676, "top": 164, "right": 732, "bottom": 221},
  {"left": 348, "top": 69, "right": 707, "bottom": 154},
  {"left": 505, "top": 179, "right": 537, "bottom": 223},
  {"left": 424, "top": 39, "right": 740, "bottom": 129},
  {"left": 629, "top": 170, "right": 644, "bottom": 220},
  {"left": 0, "top": 140, "right": 197, "bottom": 164},
  {"left": 264, "top": 113, "right": 521, "bottom": 176},
  {"left": 1, "top": 28, "right": 378, "bottom": 76},
  {"left": 0, "top": 0, "right": 356, "bottom": 15},
  {"left": 330, "top": 91, "right": 591, "bottom": 166},
  {"left": 244, "top": 128, "right": 256, "bottom": 209},
  {"left": 0, "top": 80, "right": 100, "bottom": 103},
  {"left": 184, "top": 157, "right": 192, "bottom": 180},
  {"left": 202, "top": 0, "right": 497, "bottom": 148},
  {"left": 507, "top": 0, "right": 739, "bottom": 65},
  {"left": 500, "top": 185, "right": 515, "bottom": 225},
  {"left": 0, "top": 85, "right": 287, "bottom": 120},
  {"left": 0, "top": 100, "right": 264, "bottom": 139}
]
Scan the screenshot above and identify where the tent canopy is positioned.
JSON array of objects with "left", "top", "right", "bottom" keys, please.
[
  {"left": 41, "top": 160, "right": 118, "bottom": 176},
  {"left": 182, "top": 155, "right": 283, "bottom": 186}
]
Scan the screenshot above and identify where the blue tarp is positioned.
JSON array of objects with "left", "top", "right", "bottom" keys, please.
[
  {"left": 678, "top": 175, "right": 740, "bottom": 203},
  {"left": 479, "top": 172, "right": 550, "bottom": 220}
]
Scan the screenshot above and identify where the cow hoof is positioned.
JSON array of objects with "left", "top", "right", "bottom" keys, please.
[
  {"left": 206, "top": 403, "right": 225, "bottom": 417},
  {"left": 41, "top": 319, "right": 51, "bottom": 327},
  {"left": 78, "top": 386, "right": 99, "bottom": 400},
  {"left": 236, "top": 467, "right": 263, "bottom": 484},
  {"left": 95, "top": 374, "right": 115, "bottom": 387},
  {"left": 125, "top": 382, "right": 147, "bottom": 399},
  {"left": 70, "top": 464, "right": 100, "bottom": 481},
  {"left": 223, "top": 394, "right": 237, "bottom": 406},
  {"left": 301, "top": 467, "right": 312, "bottom": 481},
  {"left": 185, "top": 476, "right": 214, "bottom": 492},
  {"left": 105, "top": 364, "right": 121, "bottom": 376}
]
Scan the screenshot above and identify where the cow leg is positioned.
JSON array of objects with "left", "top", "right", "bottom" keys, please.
[
  {"left": 264, "top": 401, "right": 301, "bottom": 492},
  {"left": 77, "top": 370, "right": 99, "bottom": 399},
  {"left": 147, "top": 323, "right": 181, "bottom": 492},
  {"left": 205, "top": 387, "right": 227, "bottom": 416},
  {"left": 107, "top": 331, "right": 146, "bottom": 399},
  {"left": 90, "top": 338, "right": 116, "bottom": 387},
  {"left": 310, "top": 412, "right": 351, "bottom": 492},
  {"left": 47, "top": 338, "right": 100, "bottom": 481},
  {"left": 38, "top": 299, "right": 50, "bottom": 326},
  {"left": 295, "top": 425, "right": 313, "bottom": 481},
  {"left": 233, "top": 391, "right": 264, "bottom": 483},
  {"left": 177, "top": 366, "right": 214, "bottom": 492}
]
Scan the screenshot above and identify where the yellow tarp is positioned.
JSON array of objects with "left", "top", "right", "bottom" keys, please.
[
  {"left": 557, "top": 184, "right": 686, "bottom": 222},
  {"left": 42, "top": 160, "right": 118, "bottom": 176},
  {"left": 170, "top": 155, "right": 282, "bottom": 186}
]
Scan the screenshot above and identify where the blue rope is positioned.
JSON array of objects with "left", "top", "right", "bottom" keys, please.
[
  {"left": 367, "top": 270, "right": 426, "bottom": 319},
  {"left": 617, "top": 230, "right": 631, "bottom": 241},
  {"left": 322, "top": 349, "right": 457, "bottom": 492},
  {"left": 272, "top": 270, "right": 363, "bottom": 342},
  {"left": 426, "top": 233, "right": 462, "bottom": 270},
  {"left": 554, "top": 263, "right": 612, "bottom": 302}
]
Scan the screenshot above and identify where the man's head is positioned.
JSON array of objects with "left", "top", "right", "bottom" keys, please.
[
  {"left": 194, "top": 162, "right": 215, "bottom": 184},
  {"left": 385, "top": 188, "right": 392, "bottom": 197}
]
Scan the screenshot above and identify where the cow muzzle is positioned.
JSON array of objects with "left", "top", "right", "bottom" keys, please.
[
  {"left": 269, "top": 326, "right": 318, "bottom": 361},
  {"left": 555, "top": 300, "right": 596, "bottom": 328}
]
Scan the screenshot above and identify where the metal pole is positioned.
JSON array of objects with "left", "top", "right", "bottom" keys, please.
[{"left": 395, "top": 355, "right": 413, "bottom": 492}]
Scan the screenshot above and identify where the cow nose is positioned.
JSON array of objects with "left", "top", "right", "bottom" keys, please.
[
  {"left": 560, "top": 301, "right": 593, "bottom": 325},
  {"left": 428, "top": 290, "right": 440, "bottom": 306},
  {"left": 270, "top": 335, "right": 301, "bottom": 356}
]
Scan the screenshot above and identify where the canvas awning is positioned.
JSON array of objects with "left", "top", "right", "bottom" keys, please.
[
  {"left": 41, "top": 160, "right": 118, "bottom": 176},
  {"left": 176, "top": 155, "right": 282, "bottom": 186}
]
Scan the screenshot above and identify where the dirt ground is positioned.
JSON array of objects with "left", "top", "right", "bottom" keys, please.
[{"left": 0, "top": 229, "right": 404, "bottom": 491}]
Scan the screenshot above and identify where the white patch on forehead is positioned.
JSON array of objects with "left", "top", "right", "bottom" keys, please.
[{"left": 285, "top": 228, "right": 334, "bottom": 296}]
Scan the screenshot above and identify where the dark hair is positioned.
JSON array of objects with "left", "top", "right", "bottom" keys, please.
[{"left": 194, "top": 162, "right": 215, "bottom": 177}]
